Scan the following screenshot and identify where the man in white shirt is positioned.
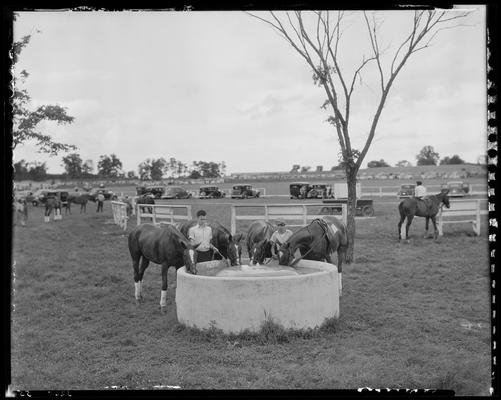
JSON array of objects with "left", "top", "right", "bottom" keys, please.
[
  {"left": 414, "top": 181, "right": 427, "bottom": 199},
  {"left": 270, "top": 219, "right": 293, "bottom": 259},
  {"left": 188, "top": 210, "right": 217, "bottom": 262}
]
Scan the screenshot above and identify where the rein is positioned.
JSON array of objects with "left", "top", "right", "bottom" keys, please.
[{"left": 289, "top": 219, "right": 330, "bottom": 267}]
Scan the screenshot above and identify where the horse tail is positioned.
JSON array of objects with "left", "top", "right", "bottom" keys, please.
[{"left": 398, "top": 201, "right": 406, "bottom": 221}]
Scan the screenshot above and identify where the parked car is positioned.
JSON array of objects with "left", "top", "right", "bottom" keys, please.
[
  {"left": 289, "top": 182, "right": 311, "bottom": 199},
  {"left": 397, "top": 184, "right": 415, "bottom": 199},
  {"left": 199, "top": 185, "right": 225, "bottom": 199},
  {"left": 15, "top": 190, "right": 36, "bottom": 205},
  {"left": 289, "top": 182, "right": 332, "bottom": 199},
  {"left": 36, "top": 190, "right": 70, "bottom": 205},
  {"left": 136, "top": 185, "right": 165, "bottom": 199},
  {"left": 231, "top": 185, "right": 260, "bottom": 199},
  {"left": 88, "top": 188, "right": 118, "bottom": 201},
  {"left": 307, "top": 184, "right": 333, "bottom": 199},
  {"left": 161, "top": 186, "right": 192, "bottom": 199},
  {"left": 442, "top": 181, "right": 472, "bottom": 197}
]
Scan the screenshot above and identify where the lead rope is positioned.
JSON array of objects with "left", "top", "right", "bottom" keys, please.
[{"left": 289, "top": 221, "right": 329, "bottom": 267}]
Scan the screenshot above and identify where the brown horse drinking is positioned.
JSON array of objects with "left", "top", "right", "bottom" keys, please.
[
  {"left": 178, "top": 220, "right": 244, "bottom": 266},
  {"left": 128, "top": 223, "right": 196, "bottom": 312},
  {"left": 278, "top": 216, "right": 348, "bottom": 295},
  {"left": 397, "top": 190, "right": 450, "bottom": 241},
  {"left": 246, "top": 220, "right": 276, "bottom": 265}
]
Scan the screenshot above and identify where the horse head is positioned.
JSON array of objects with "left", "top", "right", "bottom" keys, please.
[
  {"left": 440, "top": 189, "right": 451, "bottom": 209},
  {"left": 229, "top": 232, "right": 245, "bottom": 266},
  {"left": 250, "top": 239, "right": 271, "bottom": 265},
  {"left": 277, "top": 242, "right": 294, "bottom": 266}
]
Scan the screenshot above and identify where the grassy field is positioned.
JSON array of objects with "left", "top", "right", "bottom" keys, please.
[{"left": 10, "top": 195, "right": 491, "bottom": 394}]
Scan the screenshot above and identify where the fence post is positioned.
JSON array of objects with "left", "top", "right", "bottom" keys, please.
[
  {"left": 475, "top": 199, "right": 481, "bottom": 235},
  {"left": 264, "top": 205, "right": 269, "bottom": 222},
  {"left": 137, "top": 204, "right": 140, "bottom": 226},
  {"left": 230, "top": 206, "right": 236, "bottom": 235},
  {"left": 303, "top": 204, "right": 307, "bottom": 225},
  {"left": 342, "top": 204, "right": 347, "bottom": 226},
  {"left": 379, "top": 187, "right": 383, "bottom": 198}
]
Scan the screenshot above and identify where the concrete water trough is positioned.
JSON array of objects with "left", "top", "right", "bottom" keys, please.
[{"left": 175, "top": 258, "right": 339, "bottom": 334}]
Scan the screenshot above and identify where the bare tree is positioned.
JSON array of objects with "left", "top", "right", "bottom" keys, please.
[{"left": 249, "top": 10, "right": 471, "bottom": 262}]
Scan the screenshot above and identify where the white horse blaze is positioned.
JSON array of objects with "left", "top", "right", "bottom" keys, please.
[
  {"left": 188, "top": 249, "right": 195, "bottom": 265},
  {"left": 160, "top": 290, "right": 167, "bottom": 307}
]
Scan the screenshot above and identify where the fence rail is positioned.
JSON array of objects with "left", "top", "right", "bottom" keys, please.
[
  {"left": 230, "top": 203, "right": 347, "bottom": 235},
  {"left": 111, "top": 201, "right": 128, "bottom": 230},
  {"left": 136, "top": 204, "right": 192, "bottom": 226}
]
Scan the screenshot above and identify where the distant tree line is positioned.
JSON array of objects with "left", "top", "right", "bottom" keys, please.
[{"left": 13, "top": 153, "right": 228, "bottom": 181}]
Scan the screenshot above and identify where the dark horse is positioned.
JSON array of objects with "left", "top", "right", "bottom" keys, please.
[
  {"left": 44, "top": 196, "right": 61, "bottom": 221},
  {"left": 178, "top": 220, "right": 244, "bottom": 266},
  {"left": 278, "top": 216, "right": 348, "bottom": 295},
  {"left": 136, "top": 195, "right": 155, "bottom": 214},
  {"left": 397, "top": 190, "right": 450, "bottom": 241},
  {"left": 246, "top": 220, "right": 276, "bottom": 265},
  {"left": 66, "top": 193, "right": 90, "bottom": 214},
  {"left": 128, "top": 223, "right": 196, "bottom": 311}
]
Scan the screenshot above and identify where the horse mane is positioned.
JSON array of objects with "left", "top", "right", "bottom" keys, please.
[{"left": 166, "top": 224, "right": 192, "bottom": 248}]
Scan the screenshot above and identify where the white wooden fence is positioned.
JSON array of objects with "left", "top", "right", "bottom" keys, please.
[
  {"left": 230, "top": 203, "right": 347, "bottom": 235},
  {"left": 111, "top": 201, "right": 128, "bottom": 230},
  {"left": 437, "top": 199, "right": 487, "bottom": 236},
  {"left": 136, "top": 204, "right": 192, "bottom": 226}
]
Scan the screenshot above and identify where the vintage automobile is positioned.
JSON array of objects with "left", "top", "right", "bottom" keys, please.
[
  {"left": 290, "top": 182, "right": 333, "bottom": 199},
  {"left": 199, "top": 185, "right": 226, "bottom": 199},
  {"left": 289, "top": 182, "right": 311, "bottom": 199},
  {"left": 88, "top": 188, "right": 118, "bottom": 201},
  {"left": 161, "top": 186, "right": 192, "bottom": 199},
  {"left": 231, "top": 184, "right": 260, "bottom": 199},
  {"left": 397, "top": 184, "right": 416, "bottom": 199},
  {"left": 307, "top": 183, "right": 333, "bottom": 199},
  {"left": 136, "top": 185, "right": 165, "bottom": 199},
  {"left": 15, "top": 190, "right": 36, "bottom": 205},
  {"left": 442, "top": 181, "right": 472, "bottom": 197},
  {"left": 35, "top": 190, "right": 70, "bottom": 205}
]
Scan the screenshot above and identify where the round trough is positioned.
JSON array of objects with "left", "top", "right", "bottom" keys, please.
[{"left": 175, "top": 258, "right": 339, "bottom": 334}]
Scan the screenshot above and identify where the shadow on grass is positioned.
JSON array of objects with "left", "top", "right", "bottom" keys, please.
[{"left": 171, "top": 314, "right": 340, "bottom": 345}]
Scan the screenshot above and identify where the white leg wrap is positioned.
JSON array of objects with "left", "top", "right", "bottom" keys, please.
[
  {"left": 160, "top": 290, "right": 167, "bottom": 308},
  {"left": 339, "top": 272, "right": 343, "bottom": 296},
  {"left": 44, "top": 216, "right": 50, "bottom": 223},
  {"left": 135, "top": 282, "right": 141, "bottom": 300}
]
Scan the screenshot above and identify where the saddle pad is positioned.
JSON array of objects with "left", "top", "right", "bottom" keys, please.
[{"left": 327, "top": 223, "right": 338, "bottom": 234}]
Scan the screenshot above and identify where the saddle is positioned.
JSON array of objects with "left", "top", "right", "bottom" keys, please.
[{"left": 417, "top": 196, "right": 433, "bottom": 212}]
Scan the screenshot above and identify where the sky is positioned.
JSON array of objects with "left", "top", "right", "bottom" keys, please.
[{"left": 12, "top": 7, "right": 487, "bottom": 175}]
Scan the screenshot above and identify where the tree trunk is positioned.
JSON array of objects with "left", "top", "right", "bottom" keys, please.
[{"left": 345, "top": 167, "right": 358, "bottom": 263}]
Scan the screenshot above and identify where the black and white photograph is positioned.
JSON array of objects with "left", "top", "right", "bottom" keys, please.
[{"left": 8, "top": 5, "right": 494, "bottom": 395}]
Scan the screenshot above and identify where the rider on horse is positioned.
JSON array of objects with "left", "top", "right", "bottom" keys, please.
[{"left": 415, "top": 181, "right": 432, "bottom": 211}]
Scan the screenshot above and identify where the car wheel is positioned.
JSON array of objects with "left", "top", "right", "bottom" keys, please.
[
  {"left": 200, "top": 191, "right": 206, "bottom": 198},
  {"left": 362, "top": 206, "right": 374, "bottom": 217},
  {"left": 32, "top": 201, "right": 38, "bottom": 206}
]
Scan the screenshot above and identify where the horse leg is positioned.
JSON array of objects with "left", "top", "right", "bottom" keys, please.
[
  {"left": 424, "top": 217, "right": 430, "bottom": 238},
  {"left": 405, "top": 215, "right": 414, "bottom": 241},
  {"left": 397, "top": 216, "right": 405, "bottom": 241},
  {"left": 431, "top": 215, "right": 439, "bottom": 240},
  {"left": 160, "top": 264, "right": 169, "bottom": 312},
  {"left": 134, "top": 256, "right": 150, "bottom": 303}
]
